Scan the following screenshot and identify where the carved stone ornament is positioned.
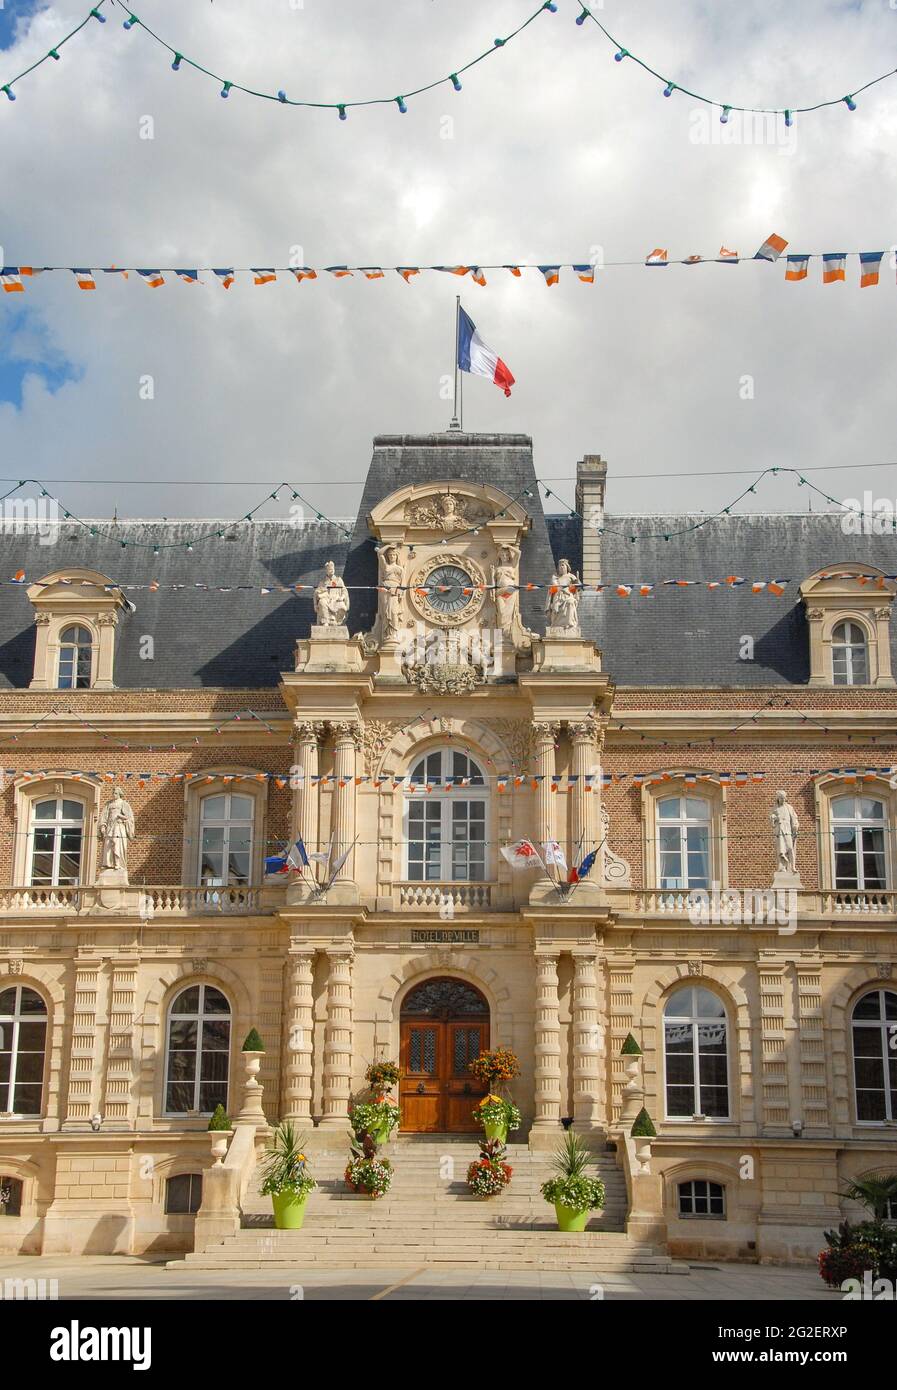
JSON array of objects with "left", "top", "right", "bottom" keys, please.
[
  {"left": 294, "top": 719, "right": 325, "bottom": 744},
  {"left": 33, "top": 612, "right": 51, "bottom": 626},
  {"left": 404, "top": 490, "right": 492, "bottom": 531},
  {"left": 687, "top": 960, "right": 703, "bottom": 976},
  {"left": 405, "top": 663, "right": 486, "bottom": 695},
  {"left": 491, "top": 718, "right": 534, "bottom": 771},
  {"left": 878, "top": 962, "right": 893, "bottom": 978},
  {"left": 361, "top": 720, "right": 403, "bottom": 776},
  {"left": 192, "top": 958, "right": 208, "bottom": 973},
  {"left": 601, "top": 805, "right": 632, "bottom": 886},
  {"left": 7, "top": 958, "right": 24, "bottom": 975}
]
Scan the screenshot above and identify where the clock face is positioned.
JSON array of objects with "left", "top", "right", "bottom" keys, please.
[{"left": 426, "top": 564, "right": 474, "bottom": 615}]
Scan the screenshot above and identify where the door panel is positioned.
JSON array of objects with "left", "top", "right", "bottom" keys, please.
[
  {"left": 444, "top": 1021, "right": 488, "bottom": 1131},
  {"left": 399, "top": 1014, "right": 489, "bottom": 1133}
]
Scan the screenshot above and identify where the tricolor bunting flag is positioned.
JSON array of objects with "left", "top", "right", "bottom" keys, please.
[
  {"left": 683, "top": 254, "right": 703, "bottom": 265},
  {"left": 859, "top": 252, "right": 883, "bottom": 287},
  {"left": 360, "top": 267, "right": 385, "bottom": 279},
  {"left": 290, "top": 268, "right": 317, "bottom": 283},
  {"left": 785, "top": 255, "right": 809, "bottom": 281},
  {"left": 457, "top": 305, "right": 515, "bottom": 398},
  {"left": 822, "top": 253, "right": 846, "bottom": 284},
  {"left": 469, "top": 266, "right": 487, "bottom": 286},
  {"left": 538, "top": 265, "right": 560, "bottom": 286},
  {"left": 754, "top": 232, "right": 788, "bottom": 261},
  {"left": 500, "top": 838, "right": 545, "bottom": 870},
  {"left": 573, "top": 264, "right": 595, "bottom": 283},
  {"left": 213, "top": 269, "right": 234, "bottom": 288},
  {"left": 0, "top": 268, "right": 24, "bottom": 292},
  {"left": 72, "top": 269, "right": 95, "bottom": 290},
  {"left": 504, "top": 265, "right": 522, "bottom": 277},
  {"left": 436, "top": 266, "right": 470, "bottom": 277},
  {"left": 645, "top": 249, "right": 668, "bottom": 266},
  {"left": 175, "top": 270, "right": 200, "bottom": 285},
  {"left": 396, "top": 267, "right": 420, "bottom": 283},
  {"left": 717, "top": 246, "right": 739, "bottom": 263},
  {"left": 252, "top": 269, "right": 276, "bottom": 285},
  {"left": 136, "top": 269, "right": 164, "bottom": 287},
  {"left": 102, "top": 267, "right": 129, "bottom": 279},
  {"left": 325, "top": 266, "right": 352, "bottom": 278}
]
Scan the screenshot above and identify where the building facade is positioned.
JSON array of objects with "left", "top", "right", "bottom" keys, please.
[{"left": 0, "top": 432, "right": 895, "bottom": 1263}]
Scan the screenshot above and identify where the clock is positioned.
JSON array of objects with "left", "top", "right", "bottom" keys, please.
[{"left": 425, "top": 564, "right": 474, "bottom": 616}]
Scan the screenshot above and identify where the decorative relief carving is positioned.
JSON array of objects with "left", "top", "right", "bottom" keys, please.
[
  {"left": 601, "top": 804, "right": 632, "bottom": 886},
  {"left": 406, "top": 663, "right": 486, "bottom": 695},
  {"left": 192, "top": 958, "right": 208, "bottom": 973},
  {"left": 491, "top": 718, "right": 534, "bottom": 771},
  {"left": 687, "top": 960, "right": 703, "bottom": 975},
  {"left": 7, "top": 958, "right": 24, "bottom": 975},
  {"left": 404, "top": 490, "right": 491, "bottom": 531},
  {"left": 878, "top": 962, "right": 893, "bottom": 978},
  {"left": 294, "top": 719, "right": 325, "bottom": 744},
  {"left": 361, "top": 719, "right": 403, "bottom": 775},
  {"left": 33, "top": 612, "right": 51, "bottom": 625},
  {"left": 330, "top": 721, "right": 364, "bottom": 748}
]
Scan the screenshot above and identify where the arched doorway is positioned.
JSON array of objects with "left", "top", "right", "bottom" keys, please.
[{"left": 399, "top": 977, "right": 490, "bottom": 1132}]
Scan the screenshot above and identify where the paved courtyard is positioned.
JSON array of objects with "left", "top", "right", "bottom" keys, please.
[{"left": 0, "top": 1255, "right": 841, "bottom": 1301}]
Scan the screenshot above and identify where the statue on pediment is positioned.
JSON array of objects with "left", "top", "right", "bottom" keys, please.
[
  {"left": 491, "top": 543, "right": 533, "bottom": 651},
  {"left": 546, "top": 558, "right": 582, "bottom": 636},
  {"left": 313, "top": 560, "right": 350, "bottom": 628}
]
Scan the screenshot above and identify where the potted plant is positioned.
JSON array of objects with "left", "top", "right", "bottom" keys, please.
[
  {"left": 473, "top": 1093, "right": 521, "bottom": 1144},
  {"left": 466, "top": 1137, "right": 513, "bottom": 1198},
  {"left": 259, "top": 1121, "right": 316, "bottom": 1230},
  {"left": 540, "top": 1130, "right": 606, "bottom": 1233},
  {"left": 344, "top": 1133, "right": 393, "bottom": 1198},
  {"left": 207, "top": 1103, "right": 233, "bottom": 1166},
  {"left": 365, "top": 1060, "right": 400, "bottom": 1098},
  {"left": 349, "top": 1097, "right": 400, "bottom": 1148},
  {"left": 468, "top": 1046, "right": 521, "bottom": 1093}
]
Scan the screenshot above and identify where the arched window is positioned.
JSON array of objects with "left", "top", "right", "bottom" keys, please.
[
  {"left": 657, "top": 796, "right": 711, "bottom": 890},
  {"left": 0, "top": 1177, "right": 23, "bottom": 1217},
  {"left": 405, "top": 750, "right": 487, "bottom": 882},
  {"left": 663, "top": 986, "right": 730, "bottom": 1119},
  {"left": 28, "top": 797, "right": 85, "bottom": 886},
  {"left": 199, "top": 793, "right": 253, "bottom": 886},
  {"left": 0, "top": 986, "right": 48, "bottom": 1116},
  {"left": 57, "top": 625, "right": 94, "bottom": 690},
  {"left": 165, "top": 1173, "right": 203, "bottom": 1215},
  {"left": 164, "top": 984, "right": 231, "bottom": 1115},
  {"left": 851, "top": 988, "right": 897, "bottom": 1122},
  {"left": 677, "top": 1179, "right": 726, "bottom": 1218},
  {"left": 832, "top": 796, "right": 888, "bottom": 890},
  {"left": 832, "top": 621, "right": 869, "bottom": 686}
]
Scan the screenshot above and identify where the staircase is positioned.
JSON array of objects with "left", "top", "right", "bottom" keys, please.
[{"left": 175, "top": 1136, "right": 687, "bottom": 1274}]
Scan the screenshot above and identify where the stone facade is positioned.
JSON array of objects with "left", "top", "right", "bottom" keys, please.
[{"left": 0, "top": 433, "right": 895, "bottom": 1264}]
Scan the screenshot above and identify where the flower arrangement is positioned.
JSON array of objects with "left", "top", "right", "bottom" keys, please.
[
  {"left": 365, "top": 1059, "right": 400, "bottom": 1096},
  {"left": 541, "top": 1131, "right": 606, "bottom": 1221},
  {"left": 468, "top": 1046, "right": 521, "bottom": 1090},
  {"left": 349, "top": 1098, "right": 400, "bottom": 1144},
  {"left": 818, "top": 1219, "right": 897, "bottom": 1287},
  {"left": 473, "top": 1094, "right": 521, "bottom": 1133},
  {"left": 259, "top": 1122, "right": 317, "bottom": 1199},
  {"left": 345, "top": 1134, "right": 393, "bottom": 1198},
  {"left": 466, "top": 1137, "right": 513, "bottom": 1198}
]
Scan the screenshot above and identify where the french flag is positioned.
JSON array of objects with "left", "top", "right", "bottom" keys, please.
[{"left": 457, "top": 305, "right": 514, "bottom": 397}]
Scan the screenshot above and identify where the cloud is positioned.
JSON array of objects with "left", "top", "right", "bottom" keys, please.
[{"left": 0, "top": 0, "right": 895, "bottom": 536}]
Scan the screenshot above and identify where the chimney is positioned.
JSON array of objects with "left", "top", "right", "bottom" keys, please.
[{"left": 575, "top": 455, "right": 607, "bottom": 585}]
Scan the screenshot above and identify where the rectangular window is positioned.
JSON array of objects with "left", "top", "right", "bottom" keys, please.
[{"left": 678, "top": 1180, "right": 726, "bottom": 1218}]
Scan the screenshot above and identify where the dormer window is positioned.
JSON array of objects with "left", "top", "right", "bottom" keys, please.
[
  {"left": 57, "top": 625, "right": 94, "bottom": 690},
  {"left": 831, "top": 621, "right": 868, "bottom": 686},
  {"left": 26, "top": 568, "right": 128, "bottom": 691}
]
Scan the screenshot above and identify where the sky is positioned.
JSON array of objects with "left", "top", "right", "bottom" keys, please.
[{"left": 0, "top": 0, "right": 896, "bottom": 532}]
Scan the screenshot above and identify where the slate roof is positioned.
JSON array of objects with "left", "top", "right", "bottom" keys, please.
[{"left": 0, "top": 435, "right": 892, "bottom": 689}]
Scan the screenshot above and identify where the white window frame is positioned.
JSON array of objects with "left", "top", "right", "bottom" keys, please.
[
  {"left": 26, "top": 795, "right": 86, "bottom": 887},
  {"left": 832, "top": 619, "right": 869, "bottom": 686},
  {"left": 56, "top": 623, "right": 96, "bottom": 690},
  {"left": 851, "top": 988, "right": 897, "bottom": 1125},
  {"left": 198, "top": 791, "right": 255, "bottom": 887},
  {"left": 656, "top": 795, "right": 712, "bottom": 891},
  {"left": 662, "top": 985, "right": 731, "bottom": 1122},
  {"left": 403, "top": 748, "right": 489, "bottom": 882},
  {"left": 163, "top": 983, "right": 231, "bottom": 1117},
  {"left": 831, "top": 794, "right": 889, "bottom": 891},
  {"left": 0, "top": 984, "right": 48, "bottom": 1118}
]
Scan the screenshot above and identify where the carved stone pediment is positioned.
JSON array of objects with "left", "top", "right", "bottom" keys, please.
[
  {"left": 403, "top": 490, "right": 493, "bottom": 531},
  {"left": 405, "top": 663, "right": 486, "bottom": 695}
]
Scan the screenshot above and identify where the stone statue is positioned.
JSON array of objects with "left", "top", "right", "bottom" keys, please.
[
  {"left": 491, "top": 543, "right": 532, "bottom": 651},
  {"left": 313, "top": 560, "right": 350, "bottom": 628},
  {"left": 546, "top": 558, "right": 581, "bottom": 635},
  {"left": 770, "top": 790, "right": 799, "bottom": 875},
  {"left": 378, "top": 545, "right": 405, "bottom": 642},
  {"left": 98, "top": 788, "right": 135, "bottom": 879}
]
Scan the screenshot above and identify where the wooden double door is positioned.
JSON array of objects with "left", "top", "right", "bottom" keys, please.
[{"left": 399, "top": 978, "right": 490, "bottom": 1132}]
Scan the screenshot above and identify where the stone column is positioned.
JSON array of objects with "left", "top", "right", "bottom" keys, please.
[
  {"left": 319, "top": 948, "right": 354, "bottom": 1128},
  {"left": 282, "top": 945, "right": 315, "bottom": 1125},
  {"left": 293, "top": 720, "right": 324, "bottom": 857},
  {"left": 569, "top": 719, "right": 600, "bottom": 859},
  {"left": 331, "top": 722, "right": 361, "bottom": 881},
  {"left": 532, "top": 721, "right": 560, "bottom": 847},
  {"left": 571, "top": 951, "right": 602, "bottom": 1131},
  {"left": 533, "top": 952, "right": 562, "bottom": 1129}
]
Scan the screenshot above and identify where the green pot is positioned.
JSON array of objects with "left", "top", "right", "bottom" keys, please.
[
  {"left": 483, "top": 1119, "right": 508, "bottom": 1143},
  {"left": 370, "top": 1121, "right": 394, "bottom": 1147},
  {"left": 271, "top": 1190, "right": 310, "bottom": 1230},
  {"left": 554, "top": 1202, "right": 590, "bottom": 1233}
]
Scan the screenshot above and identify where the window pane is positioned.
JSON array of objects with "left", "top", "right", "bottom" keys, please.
[
  {"left": 165, "top": 1082, "right": 194, "bottom": 1113},
  {"left": 229, "top": 795, "right": 253, "bottom": 820},
  {"left": 203, "top": 988, "right": 229, "bottom": 1015},
  {"left": 854, "top": 991, "right": 883, "bottom": 1020},
  {"left": 658, "top": 799, "right": 680, "bottom": 819},
  {"left": 202, "top": 795, "right": 226, "bottom": 820},
  {"left": 172, "top": 987, "right": 200, "bottom": 1014}
]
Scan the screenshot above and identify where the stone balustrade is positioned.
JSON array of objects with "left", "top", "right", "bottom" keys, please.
[{"left": 396, "top": 881, "right": 493, "bottom": 911}]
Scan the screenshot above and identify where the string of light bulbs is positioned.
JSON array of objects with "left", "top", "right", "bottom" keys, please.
[{"left": 2, "top": 0, "right": 894, "bottom": 124}]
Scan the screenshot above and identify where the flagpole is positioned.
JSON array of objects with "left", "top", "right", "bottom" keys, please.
[{"left": 449, "top": 294, "right": 461, "bottom": 431}]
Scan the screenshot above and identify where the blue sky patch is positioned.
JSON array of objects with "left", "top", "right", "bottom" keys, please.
[{"left": 0, "top": 307, "right": 83, "bottom": 407}]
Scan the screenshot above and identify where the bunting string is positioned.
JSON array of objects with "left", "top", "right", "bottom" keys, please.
[{"left": 3, "top": 1, "right": 895, "bottom": 129}]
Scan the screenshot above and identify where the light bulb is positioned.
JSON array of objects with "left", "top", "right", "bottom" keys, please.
[
  {"left": 338, "top": 104, "right": 347, "bottom": 120},
  {"left": 784, "top": 109, "right": 793, "bottom": 126},
  {"left": 614, "top": 48, "right": 628, "bottom": 61},
  {"left": 49, "top": 49, "right": 60, "bottom": 61},
  {"left": 450, "top": 73, "right": 461, "bottom": 91},
  {"left": 90, "top": 7, "right": 106, "bottom": 20},
  {"left": 172, "top": 54, "right": 182, "bottom": 71},
  {"left": 3, "top": 85, "right": 15, "bottom": 100},
  {"left": 123, "top": 15, "right": 138, "bottom": 30},
  {"left": 844, "top": 94, "right": 857, "bottom": 111},
  {"left": 277, "top": 90, "right": 287, "bottom": 102},
  {"left": 396, "top": 96, "right": 407, "bottom": 113},
  {"left": 544, "top": 1, "right": 557, "bottom": 10},
  {"left": 663, "top": 82, "right": 674, "bottom": 97},
  {"left": 494, "top": 37, "right": 505, "bottom": 47},
  {"left": 576, "top": 8, "right": 590, "bottom": 25},
  {"left": 221, "top": 81, "right": 232, "bottom": 98},
  {"left": 720, "top": 105, "right": 731, "bottom": 123}
]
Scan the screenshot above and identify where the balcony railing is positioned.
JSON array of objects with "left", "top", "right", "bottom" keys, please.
[
  {"left": 0, "top": 884, "right": 269, "bottom": 917},
  {"left": 629, "top": 887, "right": 897, "bottom": 918},
  {"left": 396, "top": 881, "right": 493, "bottom": 912},
  {"left": 822, "top": 889, "right": 897, "bottom": 915}
]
